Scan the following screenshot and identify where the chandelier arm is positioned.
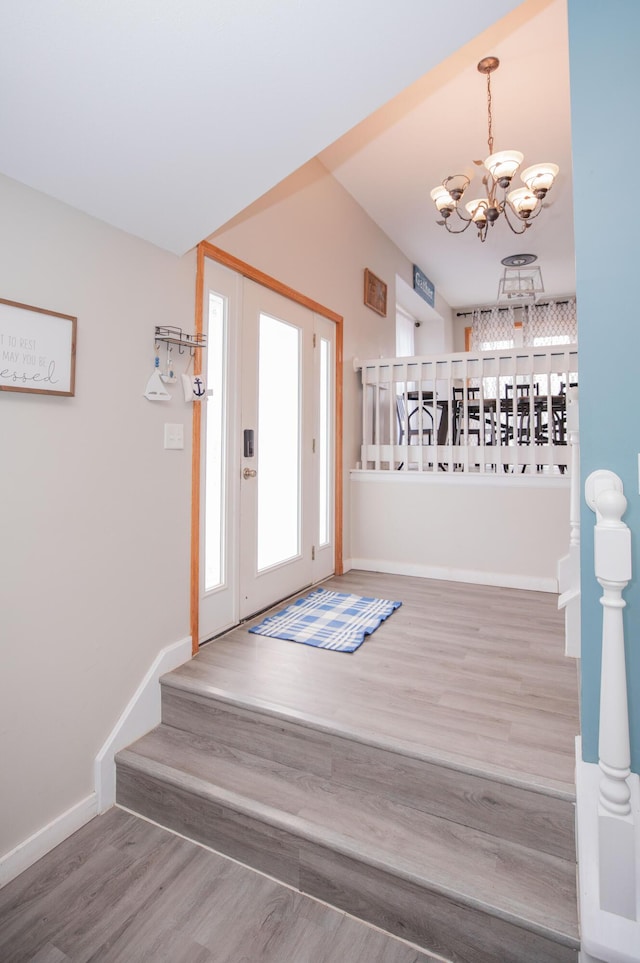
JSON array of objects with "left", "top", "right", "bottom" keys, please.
[
  {"left": 442, "top": 216, "right": 474, "bottom": 235},
  {"left": 501, "top": 202, "right": 531, "bottom": 235},
  {"left": 453, "top": 206, "right": 473, "bottom": 225},
  {"left": 485, "top": 173, "right": 498, "bottom": 208}
]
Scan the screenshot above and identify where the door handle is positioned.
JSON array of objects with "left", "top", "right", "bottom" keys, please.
[{"left": 243, "top": 467, "right": 257, "bottom": 479}]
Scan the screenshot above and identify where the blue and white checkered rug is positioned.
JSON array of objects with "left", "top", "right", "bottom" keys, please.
[{"left": 248, "top": 588, "right": 401, "bottom": 653}]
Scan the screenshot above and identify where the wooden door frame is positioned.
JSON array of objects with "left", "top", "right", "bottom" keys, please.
[{"left": 191, "top": 241, "right": 344, "bottom": 654}]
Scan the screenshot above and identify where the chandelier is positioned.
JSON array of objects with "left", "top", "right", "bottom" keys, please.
[{"left": 430, "top": 57, "right": 558, "bottom": 242}]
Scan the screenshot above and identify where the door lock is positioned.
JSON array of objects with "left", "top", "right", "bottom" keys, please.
[{"left": 243, "top": 467, "right": 257, "bottom": 479}]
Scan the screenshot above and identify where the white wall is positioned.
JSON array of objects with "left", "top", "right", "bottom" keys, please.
[
  {"left": 212, "top": 158, "right": 448, "bottom": 561},
  {"left": 396, "top": 275, "right": 454, "bottom": 357},
  {"left": 0, "top": 175, "right": 195, "bottom": 855},
  {"left": 414, "top": 314, "right": 452, "bottom": 356},
  {"left": 350, "top": 472, "right": 570, "bottom": 592}
]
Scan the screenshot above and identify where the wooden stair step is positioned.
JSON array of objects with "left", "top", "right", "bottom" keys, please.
[
  {"left": 160, "top": 677, "right": 576, "bottom": 861},
  {"left": 116, "top": 724, "right": 579, "bottom": 963}
]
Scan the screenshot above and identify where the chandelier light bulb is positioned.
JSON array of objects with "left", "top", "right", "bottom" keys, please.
[
  {"left": 507, "top": 187, "right": 539, "bottom": 218},
  {"left": 521, "top": 162, "right": 559, "bottom": 198},
  {"left": 484, "top": 150, "right": 524, "bottom": 188},
  {"left": 465, "top": 199, "right": 488, "bottom": 223},
  {"left": 430, "top": 185, "right": 456, "bottom": 215}
]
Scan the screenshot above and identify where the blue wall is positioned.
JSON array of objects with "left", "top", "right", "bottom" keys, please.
[{"left": 569, "top": 0, "right": 640, "bottom": 772}]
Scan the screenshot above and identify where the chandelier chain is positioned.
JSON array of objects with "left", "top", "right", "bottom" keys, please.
[{"left": 486, "top": 71, "right": 494, "bottom": 156}]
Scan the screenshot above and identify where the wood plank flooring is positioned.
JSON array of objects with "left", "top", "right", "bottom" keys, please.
[
  {"left": 178, "top": 572, "right": 579, "bottom": 793},
  {"left": 2, "top": 573, "right": 580, "bottom": 962},
  {"left": 117, "top": 723, "right": 577, "bottom": 936},
  {"left": 0, "top": 808, "right": 437, "bottom": 963}
]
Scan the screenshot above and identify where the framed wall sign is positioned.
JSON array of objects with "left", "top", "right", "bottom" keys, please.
[
  {"left": 0, "top": 298, "right": 77, "bottom": 396},
  {"left": 413, "top": 264, "right": 435, "bottom": 307},
  {"left": 364, "top": 268, "right": 387, "bottom": 317}
]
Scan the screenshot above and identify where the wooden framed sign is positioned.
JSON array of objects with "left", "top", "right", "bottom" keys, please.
[
  {"left": 364, "top": 268, "right": 387, "bottom": 317},
  {"left": 0, "top": 298, "right": 77, "bottom": 396}
]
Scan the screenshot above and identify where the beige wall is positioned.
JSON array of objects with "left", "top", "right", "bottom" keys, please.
[
  {"left": 8, "top": 158, "right": 559, "bottom": 864},
  {"left": 0, "top": 162, "right": 453, "bottom": 858},
  {"left": 0, "top": 175, "right": 195, "bottom": 854},
  {"left": 351, "top": 472, "right": 569, "bottom": 591},
  {"left": 211, "top": 158, "right": 447, "bottom": 561},
  {"left": 1, "top": 159, "right": 454, "bottom": 860}
]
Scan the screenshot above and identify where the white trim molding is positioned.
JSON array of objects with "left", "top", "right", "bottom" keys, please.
[
  {"left": 95, "top": 635, "right": 192, "bottom": 812},
  {"left": 350, "top": 468, "right": 570, "bottom": 490},
  {"left": 0, "top": 636, "right": 192, "bottom": 889},
  {"left": 349, "top": 557, "right": 557, "bottom": 593},
  {"left": 0, "top": 793, "right": 98, "bottom": 889},
  {"left": 577, "top": 740, "right": 640, "bottom": 962}
]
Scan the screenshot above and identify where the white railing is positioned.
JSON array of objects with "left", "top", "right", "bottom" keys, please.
[
  {"left": 354, "top": 344, "right": 578, "bottom": 475},
  {"left": 585, "top": 469, "right": 636, "bottom": 922}
]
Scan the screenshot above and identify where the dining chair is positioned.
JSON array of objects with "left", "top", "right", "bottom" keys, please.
[
  {"left": 396, "top": 395, "right": 434, "bottom": 445},
  {"left": 504, "top": 382, "right": 540, "bottom": 445},
  {"left": 452, "top": 386, "right": 482, "bottom": 446}
]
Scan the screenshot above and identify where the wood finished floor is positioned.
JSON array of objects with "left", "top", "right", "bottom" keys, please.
[
  {"left": 182, "top": 572, "right": 579, "bottom": 794},
  {"left": 0, "top": 808, "right": 436, "bottom": 963},
  {"left": 1, "top": 574, "right": 579, "bottom": 963}
]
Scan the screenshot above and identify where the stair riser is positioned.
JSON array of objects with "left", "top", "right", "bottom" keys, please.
[
  {"left": 161, "top": 684, "right": 575, "bottom": 860},
  {"left": 116, "top": 762, "right": 577, "bottom": 963}
]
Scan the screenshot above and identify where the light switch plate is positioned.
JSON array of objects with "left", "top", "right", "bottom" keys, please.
[{"left": 164, "top": 423, "right": 184, "bottom": 450}]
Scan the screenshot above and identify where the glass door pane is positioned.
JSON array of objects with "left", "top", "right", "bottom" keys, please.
[
  {"left": 257, "top": 312, "right": 301, "bottom": 571},
  {"left": 318, "top": 335, "right": 331, "bottom": 547},
  {"left": 204, "top": 292, "right": 227, "bottom": 591}
]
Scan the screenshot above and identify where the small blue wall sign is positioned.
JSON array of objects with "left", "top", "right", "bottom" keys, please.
[{"left": 413, "top": 265, "right": 435, "bottom": 307}]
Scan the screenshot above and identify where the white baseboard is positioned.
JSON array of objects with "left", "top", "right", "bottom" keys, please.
[
  {"left": 94, "top": 635, "right": 192, "bottom": 813},
  {"left": 349, "top": 557, "right": 557, "bottom": 593},
  {"left": 576, "top": 738, "right": 640, "bottom": 963},
  {"left": 0, "top": 793, "right": 97, "bottom": 889}
]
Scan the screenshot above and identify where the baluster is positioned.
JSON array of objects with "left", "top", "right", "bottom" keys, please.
[
  {"left": 373, "top": 364, "right": 381, "bottom": 471},
  {"left": 361, "top": 367, "right": 369, "bottom": 469},
  {"left": 585, "top": 469, "right": 636, "bottom": 920},
  {"left": 400, "top": 363, "right": 408, "bottom": 472},
  {"left": 390, "top": 365, "right": 396, "bottom": 470},
  {"left": 567, "top": 389, "right": 579, "bottom": 544},
  {"left": 544, "top": 351, "right": 553, "bottom": 472}
]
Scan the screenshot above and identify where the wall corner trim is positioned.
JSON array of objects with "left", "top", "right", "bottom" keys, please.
[
  {"left": 94, "top": 635, "right": 192, "bottom": 813},
  {"left": 0, "top": 793, "right": 98, "bottom": 889}
]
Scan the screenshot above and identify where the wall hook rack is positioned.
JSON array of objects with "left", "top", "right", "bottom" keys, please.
[{"left": 154, "top": 325, "right": 207, "bottom": 355}]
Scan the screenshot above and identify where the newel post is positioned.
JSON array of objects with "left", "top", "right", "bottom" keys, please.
[
  {"left": 585, "top": 469, "right": 636, "bottom": 920},
  {"left": 558, "top": 389, "right": 581, "bottom": 657}
]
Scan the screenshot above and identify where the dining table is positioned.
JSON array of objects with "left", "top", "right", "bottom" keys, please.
[{"left": 453, "top": 393, "right": 567, "bottom": 447}]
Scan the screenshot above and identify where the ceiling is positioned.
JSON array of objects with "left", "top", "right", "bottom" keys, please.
[
  {"left": 320, "top": 0, "right": 574, "bottom": 310},
  {"left": 0, "top": 0, "right": 572, "bottom": 311}
]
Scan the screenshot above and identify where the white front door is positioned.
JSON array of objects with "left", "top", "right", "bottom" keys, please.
[
  {"left": 199, "top": 262, "right": 335, "bottom": 641},
  {"left": 238, "top": 280, "right": 315, "bottom": 619}
]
